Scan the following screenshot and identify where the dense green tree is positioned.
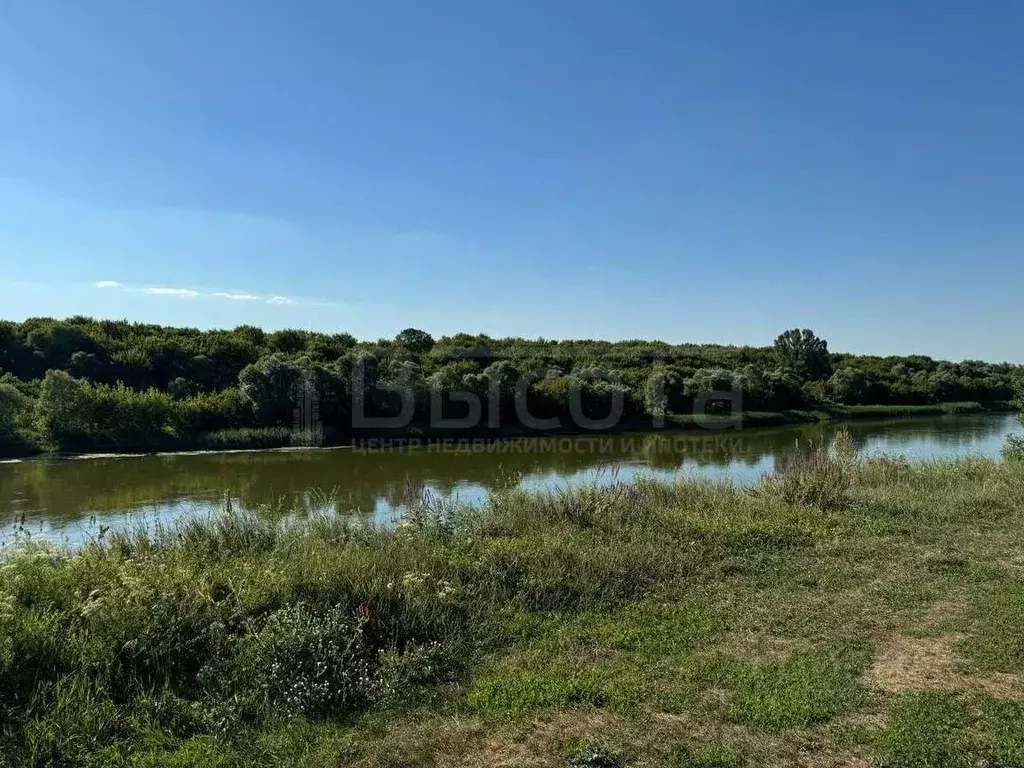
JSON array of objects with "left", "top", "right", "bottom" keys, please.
[
  {"left": 765, "top": 367, "right": 812, "bottom": 409},
  {"left": 684, "top": 368, "right": 737, "bottom": 397},
  {"left": 827, "top": 368, "right": 870, "bottom": 405},
  {"left": 34, "top": 370, "right": 93, "bottom": 448},
  {"left": 232, "top": 324, "right": 267, "bottom": 349},
  {"left": 32, "top": 371, "right": 217, "bottom": 450},
  {"left": 26, "top": 323, "right": 102, "bottom": 371},
  {"left": 268, "top": 329, "right": 309, "bottom": 355},
  {"left": 378, "top": 359, "right": 427, "bottom": 418},
  {"left": 773, "top": 328, "right": 833, "bottom": 382},
  {"left": 930, "top": 369, "right": 967, "bottom": 403},
  {"left": 426, "top": 362, "right": 480, "bottom": 393},
  {"left": 0, "top": 378, "right": 35, "bottom": 455},
  {"left": 736, "top": 364, "right": 772, "bottom": 410},
  {"left": 308, "top": 332, "right": 357, "bottom": 362},
  {"left": 482, "top": 360, "right": 521, "bottom": 400},
  {"left": 530, "top": 374, "right": 574, "bottom": 421},
  {"left": 395, "top": 328, "right": 436, "bottom": 355},
  {"left": 644, "top": 367, "right": 676, "bottom": 420},
  {"left": 684, "top": 368, "right": 743, "bottom": 414},
  {"left": 239, "top": 354, "right": 306, "bottom": 426},
  {"left": 167, "top": 377, "right": 198, "bottom": 399}
]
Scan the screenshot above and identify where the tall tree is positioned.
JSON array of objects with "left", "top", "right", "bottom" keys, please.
[
  {"left": 773, "top": 328, "right": 833, "bottom": 382},
  {"left": 395, "top": 328, "right": 435, "bottom": 355}
]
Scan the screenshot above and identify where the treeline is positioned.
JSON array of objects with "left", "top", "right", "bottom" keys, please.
[{"left": 0, "top": 318, "right": 1020, "bottom": 455}]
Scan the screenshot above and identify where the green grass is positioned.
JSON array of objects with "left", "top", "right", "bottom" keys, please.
[
  {"left": 719, "top": 645, "right": 871, "bottom": 731},
  {"left": 960, "top": 578, "right": 1024, "bottom": 673},
  {"left": 2, "top": 441, "right": 1024, "bottom": 766},
  {"left": 872, "top": 692, "right": 1024, "bottom": 767}
]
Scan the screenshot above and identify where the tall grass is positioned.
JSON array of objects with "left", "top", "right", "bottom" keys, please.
[
  {"left": 0, "top": 509, "right": 474, "bottom": 765},
  {"left": 191, "top": 427, "right": 325, "bottom": 451},
  {"left": 759, "top": 428, "right": 859, "bottom": 510}
]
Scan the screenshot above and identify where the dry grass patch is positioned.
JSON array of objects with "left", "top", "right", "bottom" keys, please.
[
  {"left": 996, "top": 552, "right": 1024, "bottom": 576},
  {"left": 788, "top": 743, "right": 871, "bottom": 768},
  {"left": 350, "top": 711, "right": 629, "bottom": 768},
  {"left": 916, "top": 592, "right": 970, "bottom": 632},
  {"left": 869, "top": 633, "right": 1024, "bottom": 700},
  {"left": 710, "top": 632, "right": 817, "bottom": 664},
  {"left": 870, "top": 633, "right": 966, "bottom": 695},
  {"left": 650, "top": 710, "right": 872, "bottom": 768},
  {"left": 448, "top": 711, "right": 625, "bottom": 768}
]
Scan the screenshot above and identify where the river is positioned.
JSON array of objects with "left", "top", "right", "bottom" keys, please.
[{"left": 1, "top": 412, "right": 1019, "bottom": 548}]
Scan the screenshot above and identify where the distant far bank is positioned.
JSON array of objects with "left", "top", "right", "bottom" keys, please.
[
  {"left": 1, "top": 317, "right": 1021, "bottom": 457},
  {"left": 3, "top": 401, "right": 1015, "bottom": 462}
]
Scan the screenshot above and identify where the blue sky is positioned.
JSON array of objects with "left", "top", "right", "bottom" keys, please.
[{"left": 1, "top": 1, "right": 1021, "bottom": 361}]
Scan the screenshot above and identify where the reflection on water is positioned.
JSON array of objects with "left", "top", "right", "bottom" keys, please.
[{"left": 0, "top": 413, "right": 1018, "bottom": 547}]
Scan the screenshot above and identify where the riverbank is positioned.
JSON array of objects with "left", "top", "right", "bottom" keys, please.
[
  {"left": 2, "top": 448, "right": 1024, "bottom": 766},
  {"left": 3, "top": 400, "right": 1014, "bottom": 462},
  {"left": 663, "top": 399, "right": 1013, "bottom": 431}
]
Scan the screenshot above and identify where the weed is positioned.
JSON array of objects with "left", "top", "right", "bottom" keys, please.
[{"left": 759, "top": 429, "right": 858, "bottom": 510}]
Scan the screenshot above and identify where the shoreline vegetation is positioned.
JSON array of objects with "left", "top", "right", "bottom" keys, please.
[
  {"left": 0, "top": 400, "right": 1016, "bottom": 462},
  {"left": 2, "top": 442, "right": 1024, "bottom": 766},
  {"left": 2, "top": 318, "right": 1021, "bottom": 458}
]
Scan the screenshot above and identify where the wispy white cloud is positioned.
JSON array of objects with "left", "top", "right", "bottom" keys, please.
[
  {"left": 144, "top": 287, "right": 200, "bottom": 298},
  {"left": 92, "top": 281, "right": 304, "bottom": 307},
  {"left": 212, "top": 292, "right": 261, "bottom": 301}
]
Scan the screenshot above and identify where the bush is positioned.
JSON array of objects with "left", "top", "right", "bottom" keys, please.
[
  {"left": 760, "top": 429, "right": 858, "bottom": 510},
  {"left": 1006, "top": 393, "right": 1024, "bottom": 460},
  {"left": 230, "top": 603, "right": 377, "bottom": 719},
  {"left": 375, "top": 639, "right": 460, "bottom": 706},
  {"left": 1004, "top": 434, "right": 1024, "bottom": 461}
]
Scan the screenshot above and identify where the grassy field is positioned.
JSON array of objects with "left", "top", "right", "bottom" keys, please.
[{"left": 2, "top": 436, "right": 1024, "bottom": 767}]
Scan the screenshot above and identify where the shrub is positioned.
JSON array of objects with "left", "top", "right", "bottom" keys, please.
[
  {"left": 760, "top": 429, "right": 858, "bottom": 510},
  {"left": 375, "top": 639, "right": 460, "bottom": 706},
  {"left": 1004, "top": 434, "right": 1024, "bottom": 461},
  {"left": 229, "top": 604, "right": 377, "bottom": 719},
  {"left": 1006, "top": 391, "right": 1024, "bottom": 461}
]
